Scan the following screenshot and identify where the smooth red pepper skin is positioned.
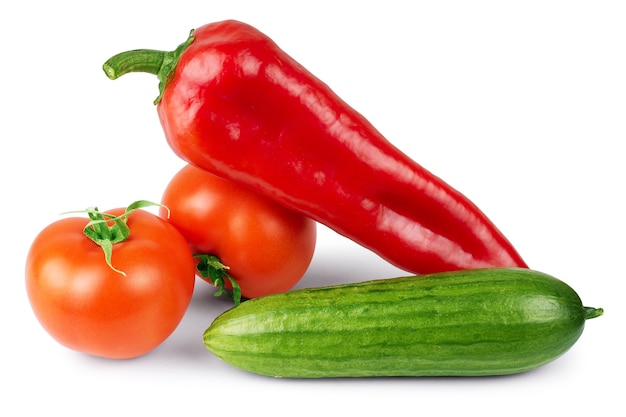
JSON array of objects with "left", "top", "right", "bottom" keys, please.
[{"left": 154, "top": 20, "right": 526, "bottom": 274}]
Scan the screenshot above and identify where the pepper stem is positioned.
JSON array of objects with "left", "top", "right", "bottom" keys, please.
[
  {"left": 102, "top": 30, "right": 195, "bottom": 104},
  {"left": 102, "top": 49, "right": 165, "bottom": 79}
]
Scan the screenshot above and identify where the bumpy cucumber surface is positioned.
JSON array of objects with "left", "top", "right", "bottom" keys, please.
[{"left": 203, "top": 268, "right": 602, "bottom": 378}]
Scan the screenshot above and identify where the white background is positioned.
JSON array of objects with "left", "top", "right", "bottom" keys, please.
[{"left": 2, "top": 1, "right": 623, "bottom": 415}]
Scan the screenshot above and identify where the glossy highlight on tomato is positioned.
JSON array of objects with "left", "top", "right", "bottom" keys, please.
[
  {"left": 25, "top": 206, "right": 196, "bottom": 359},
  {"left": 160, "top": 164, "right": 317, "bottom": 299}
]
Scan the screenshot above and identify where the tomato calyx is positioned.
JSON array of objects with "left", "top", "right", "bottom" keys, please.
[
  {"left": 195, "top": 254, "right": 243, "bottom": 305},
  {"left": 67, "top": 200, "right": 167, "bottom": 276}
]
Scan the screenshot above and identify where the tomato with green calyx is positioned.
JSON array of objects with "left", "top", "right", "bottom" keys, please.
[
  {"left": 160, "top": 164, "right": 317, "bottom": 302},
  {"left": 25, "top": 201, "right": 196, "bottom": 359}
]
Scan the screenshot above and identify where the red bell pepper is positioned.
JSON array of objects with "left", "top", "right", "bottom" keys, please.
[{"left": 103, "top": 20, "right": 527, "bottom": 274}]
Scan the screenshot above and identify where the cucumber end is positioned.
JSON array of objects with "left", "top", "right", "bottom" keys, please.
[{"left": 583, "top": 306, "right": 604, "bottom": 320}]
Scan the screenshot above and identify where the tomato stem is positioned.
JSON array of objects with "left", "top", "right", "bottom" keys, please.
[
  {"left": 67, "top": 200, "right": 166, "bottom": 276},
  {"left": 102, "top": 30, "right": 195, "bottom": 104},
  {"left": 195, "top": 254, "right": 243, "bottom": 305}
]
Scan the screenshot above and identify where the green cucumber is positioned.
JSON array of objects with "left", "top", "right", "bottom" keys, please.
[{"left": 203, "top": 268, "right": 602, "bottom": 378}]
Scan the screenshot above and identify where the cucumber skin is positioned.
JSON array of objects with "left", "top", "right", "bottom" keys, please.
[{"left": 203, "top": 268, "right": 597, "bottom": 378}]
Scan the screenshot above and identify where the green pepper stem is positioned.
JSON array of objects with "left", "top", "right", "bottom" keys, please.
[
  {"left": 102, "top": 49, "right": 165, "bottom": 79},
  {"left": 102, "top": 30, "right": 195, "bottom": 104}
]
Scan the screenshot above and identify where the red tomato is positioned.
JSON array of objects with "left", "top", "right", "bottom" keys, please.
[
  {"left": 160, "top": 164, "right": 317, "bottom": 299},
  {"left": 25, "top": 206, "right": 196, "bottom": 359}
]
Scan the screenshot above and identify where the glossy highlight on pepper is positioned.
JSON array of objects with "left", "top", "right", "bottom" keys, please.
[{"left": 103, "top": 19, "right": 528, "bottom": 274}]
